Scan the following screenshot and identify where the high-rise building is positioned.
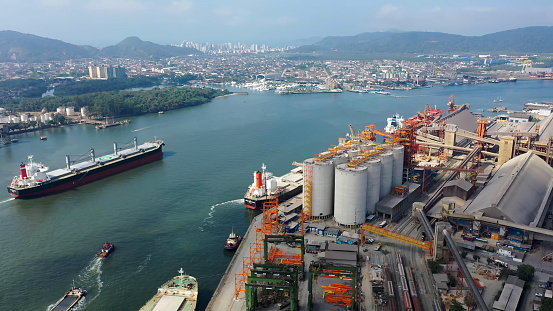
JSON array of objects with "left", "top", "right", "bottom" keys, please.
[{"left": 88, "top": 66, "right": 126, "bottom": 79}]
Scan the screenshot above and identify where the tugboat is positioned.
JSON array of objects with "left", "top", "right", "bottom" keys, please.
[
  {"left": 97, "top": 242, "right": 114, "bottom": 258},
  {"left": 224, "top": 228, "right": 242, "bottom": 250}
]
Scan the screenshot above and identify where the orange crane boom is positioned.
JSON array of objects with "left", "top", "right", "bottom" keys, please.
[{"left": 361, "top": 223, "right": 433, "bottom": 255}]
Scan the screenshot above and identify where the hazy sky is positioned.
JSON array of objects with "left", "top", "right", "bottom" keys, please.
[{"left": 1, "top": 0, "right": 553, "bottom": 47}]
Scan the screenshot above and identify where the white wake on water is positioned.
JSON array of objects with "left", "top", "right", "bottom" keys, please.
[
  {"left": 0, "top": 198, "right": 15, "bottom": 205},
  {"left": 75, "top": 257, "right": 104, "bottom": 305},
  {"left": 135, "top": 254, "right": 152, "bottom": 274},
  {"left": 198, "top": 198, "right": 244, "bottom": 231},
  {"left": 45, "top": 257, "right": 103, "bottom": 311},
  {"left": 132, "top": 125, "right": 155, "bottom": 132}
]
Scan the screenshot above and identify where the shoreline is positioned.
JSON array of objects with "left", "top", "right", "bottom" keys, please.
[{"left": 217, "top": 92, "right": 248, "bottom": 98}]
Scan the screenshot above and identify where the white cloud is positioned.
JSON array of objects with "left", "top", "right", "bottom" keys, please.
[
  {"left": 378, "top": 5, "right": 400, "bottom": 17},
  {"left": 39, "top": 0, "right": 71, "bottom": 7},
  {"left": 171, "top": 0, "right": 193, "bottom": 13},
  {"left": 462, "top": 6, "right": 493, "bottom": 13},
  {"left": 86, "top": 0, "right": 145, "bottom": 12}
]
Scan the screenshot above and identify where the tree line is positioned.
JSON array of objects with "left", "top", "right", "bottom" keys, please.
[{"left": 0, "top": 86, "right": 230, "bottom": 118}]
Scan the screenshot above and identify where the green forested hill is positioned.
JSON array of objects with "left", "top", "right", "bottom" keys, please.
[
  {"left": 291, "top": 26, "right": 553, "bottom": 56},
  {"left": 100, "top": 37, "right": 199, "bottom": 59}
]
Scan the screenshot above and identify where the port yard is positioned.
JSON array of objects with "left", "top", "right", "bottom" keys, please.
[
  {"left": 207, "top": 98, "right": 553, "bottom": 311},
  {"left": 5, "top": 84, "right": 553, "bottom": 310}
]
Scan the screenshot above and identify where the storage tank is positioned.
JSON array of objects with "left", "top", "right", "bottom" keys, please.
[
  {"left": 392, "top": 145, "right": 405, "bottom": 187},
  {"left": 66, "top": 107, "right": 75, "bottom": 116},
  {"left": 348, "top": 148, "right": 360, "bottom": 158},
  {"left": 80, "top": 107, "right": 88, "bottom": 117},
  {"left": 360, "top": 143, "right": 374, "bottom": 152},
  {"left": 56, "top": 106, "right": 65, "bottom": 115},
  {"left": 365, "top": 158, "right": 382, "bottom": 215},
  {"left": 333, "top": 155, "right": 348, "bottom": 167},
  {"left": 20, "top": 114, "right": 29, "bottom": 122},
  {"left": 303, "top": 158, "right": 335, "bottom": 218},
  {"left": 379, "top": 150, "right": 393, "bottom": 199},
  {"left": 334, "top": 164, "right": 367, "bottom": 225}
]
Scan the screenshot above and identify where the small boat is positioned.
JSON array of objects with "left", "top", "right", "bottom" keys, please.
[
  {"left": 40, "top": 136, "right": 47, "bottom": 140},
  {"left": 50, "top": 283, "right": 86, "bottom": 311},
  {"left": 224, "top": 228, "right": 242, "bottom": 250},
  {"left": 97, "top": 242, "right": 115, "bottom": 258},
  {"left": 494, "top": 96, "right": 503, "bottom": 103},
  {"left": 11, "top": 138, "right": 18, "bottom": 143},
  {"left": 373, "top": 91, "right": 391, "bottom": 95},
  {"left": 158, "top": 111, "right": 164, "bottom": 114}
]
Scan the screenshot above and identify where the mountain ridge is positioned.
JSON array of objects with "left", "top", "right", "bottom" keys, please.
[
  {"left": 291, "top": 26, "right": 553, "bottom": 55},
  {"left": 0, "top": 31, "right": 200, "bottom": 61}
]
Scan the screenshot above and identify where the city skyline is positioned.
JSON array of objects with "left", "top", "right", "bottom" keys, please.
[{"left": 1, "top": 1, "right": 553, "bottom": 47}]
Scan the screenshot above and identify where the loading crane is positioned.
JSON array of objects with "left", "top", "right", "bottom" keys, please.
[
  {"left": 360, "top": 223, "right": 433, "bottom": 255},
  {"left": 447, "top": 95, "right": 463, "bottom": 113},
  {"left": 348, "top": 124, "right": 357, "bottom": 139}
]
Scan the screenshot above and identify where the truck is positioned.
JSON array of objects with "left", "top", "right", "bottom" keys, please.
[{"left": 375, "top": 243, "right": 382, "bottom": 251}]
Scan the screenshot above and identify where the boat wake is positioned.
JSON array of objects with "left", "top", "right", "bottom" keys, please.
[
  {"left": 68, "top": 297, "right": 87, "bottom": 311},
  {"left": 132, "top": 125, "right": 155, "bottom": 132},
  {"left": 135, "top": 254, "right": 152, "bottom": 274},
  {"left": 0, "top": 198, "right": 15, "bottom": 205},
  {"left": 199, "top": 199, "right": 244, "bottom": 231},
  {"left": 74, "top": 257, "right": 104, "bottom": 305}
]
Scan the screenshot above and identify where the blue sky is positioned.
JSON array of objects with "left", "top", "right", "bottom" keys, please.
[{"left": 1, "top": 0, "right": 553, "bottom": 47}]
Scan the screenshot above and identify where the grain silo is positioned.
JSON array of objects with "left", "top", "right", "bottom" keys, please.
[
  {"left": 392, "top": 145, "right": 405, "bottom": 187},
  {"left": 334, "top": 163, "right": 368, "bottom": 226},
  {"left": 303, "top": 158, "right": 335, "bottom": 218},
  {"left": 365, "top": 158, "right": 382, "bottom": 215},
  {"left": 379, "top": 150, "right": 394, "bottom": 199}
]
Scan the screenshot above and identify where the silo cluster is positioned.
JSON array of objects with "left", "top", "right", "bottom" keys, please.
[{"left": 302, "top": 142, "right": 405, "bottom": 226}]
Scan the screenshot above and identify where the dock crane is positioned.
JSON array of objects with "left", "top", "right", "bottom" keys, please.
[
  {"left": 447, "top": 95, "right": 463, "bottom": 113},
  {"left": 348, "top": 124, "right": 356, "bottom": 139},
  {"left": 360, "top": 223, "right": 433, "bottom": 255}
]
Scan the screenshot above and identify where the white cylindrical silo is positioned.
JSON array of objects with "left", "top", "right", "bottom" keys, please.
[
  {"left": 365, "top": 158, "right": 381, "bottom": 215},
  {"left": 392, "top": 145, "right": 404, "bottom": 187},
  {"left": 348, "top": 148, "right": 360, "bottom": 158},
  {"left": 334, "top": 164, "right": 367, "bottom": 226},
  {"left": 379, "top": 150, "right": 393, "bottom": 199},
  {"left": 333, "top": 155, "right": 348, "bottom": 167},
  {"left": 304, "top": 158, "right": 335, "bottom": 218}
]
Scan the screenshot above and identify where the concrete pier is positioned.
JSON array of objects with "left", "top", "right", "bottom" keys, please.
[{"left": 206, "top": 214, "right": 262, "bottom": 311}]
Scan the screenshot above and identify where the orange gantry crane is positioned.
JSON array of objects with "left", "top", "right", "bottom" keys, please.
[
  {"left": 447, "top": 94, "right": 464, "bottom": 113},
  {"left": 361, "top": 223, "right": 433, "bottom": 255},
  {"left": 235, "top": 194, "right": 281, "bottom": 299}
]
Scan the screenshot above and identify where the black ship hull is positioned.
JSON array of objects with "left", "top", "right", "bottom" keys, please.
[
  {"left": 244, "top": 185, "right": 302, "bottom": 210},
  {"left": 7, "top": 143, "right": 163, "bottom": 198}
]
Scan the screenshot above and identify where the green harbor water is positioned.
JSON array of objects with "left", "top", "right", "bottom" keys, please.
[{"left": 1, "top": 80, "right": 553, "bottom": 310}]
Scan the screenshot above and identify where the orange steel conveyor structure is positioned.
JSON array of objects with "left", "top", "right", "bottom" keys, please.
[{"left": 361, "top": 223, "right": 433, "bottom": 255}]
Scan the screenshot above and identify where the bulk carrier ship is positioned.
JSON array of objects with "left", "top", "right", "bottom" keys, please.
[
  {"left": 244, "top": 163, "right": 303, "bottom": 210},
  {"left": 7, "top": 138, "right": 164, "bottom": 198},
  {"left": 139, "top": 268, "right": 198, "bottom": 311}
]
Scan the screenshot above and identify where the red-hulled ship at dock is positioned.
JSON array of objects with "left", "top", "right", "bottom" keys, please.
[
  {"left": 7, "top": 138, "right": 164, "bottom": 199},
  {"left": 244, "top": 164, "right": 303, "bottom": 210}
]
